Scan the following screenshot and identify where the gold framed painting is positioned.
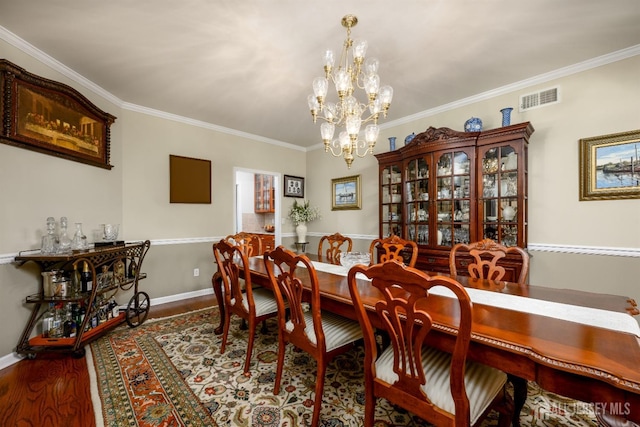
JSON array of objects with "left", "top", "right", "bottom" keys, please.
[
  {"left": 0, "top": 59, "right": 116, "bottom": 169},
  {"left": 579, "top": 129, "right": 640, "bottom": 201},
  {"left": 331, "top": 175, "right": 361, "bottom": 210}
]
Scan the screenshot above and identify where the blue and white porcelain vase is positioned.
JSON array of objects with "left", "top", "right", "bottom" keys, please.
[
  {"left": 500, "top": 107, "right": 514, "bottom": 127},
  {"left": 388, "top": 136, "right": 397, "bottom": 151},
  {"left": 404, "top": 132, "right": 416, "bottom": 145},
  {"left": 464, "top": 117, "right": 483, "bottom": 132}
]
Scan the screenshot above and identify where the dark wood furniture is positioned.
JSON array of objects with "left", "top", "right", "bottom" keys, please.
[
  {"left": 254, "top": 174, "right": 275, "bottom": 213},
  {"left": 375, "top": 123, "right": 534, "bottom": 281},
  {"left": 450, "top": 238, "right": 530, "bottom": 284},
  {"left": 348, "top": 261, "right": 513, "bottom": 427},
  {"left": 213, "top": 239, "right": 279, "bottom": 376},
  {"left": 318, "top": 232, "right": 353, "bottom": 264},
  {"left": 240, "top": 255, "right": 640, "bottom": 425},
  {"left": 263, "top": 247, "right": 363, "bottom": 427},
  {"left": 369, "top": 234, "right": 418, "bottom": 267},
  {"left": 14, "top": 241, "right": 151, "bottom": 358}
]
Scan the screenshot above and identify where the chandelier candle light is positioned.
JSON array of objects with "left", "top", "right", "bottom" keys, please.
[{"left": 308, "top": 14, "right": 393, "bottom": 168}]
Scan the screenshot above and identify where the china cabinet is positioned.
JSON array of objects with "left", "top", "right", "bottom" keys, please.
[
  {"left": 375, "top": 123, "right": 534, "bottom": 280},
  {"left": 14, "top": 240, "right": 151, "bottom": 358},
  {"left": 254, "top": 174, "right": 275, "bottom": 213}
]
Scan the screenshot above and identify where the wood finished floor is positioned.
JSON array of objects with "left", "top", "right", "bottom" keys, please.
[{"left": 0, "top": 294, "right": 218, "bottom": 427}]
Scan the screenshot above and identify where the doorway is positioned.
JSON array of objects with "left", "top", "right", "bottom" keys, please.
[{"left": 234, "top": 168, "right": 281, "bottom": 247}]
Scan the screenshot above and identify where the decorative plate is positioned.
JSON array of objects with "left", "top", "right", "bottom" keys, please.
[{"left": 464, "top": 117, "right": 483, "bottom": 132}]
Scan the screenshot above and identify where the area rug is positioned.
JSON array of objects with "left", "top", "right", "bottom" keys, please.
[{"left": 89, "top": 307, "right": 599, "bottom": 426}]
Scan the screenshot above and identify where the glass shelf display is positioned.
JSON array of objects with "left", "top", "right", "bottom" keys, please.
[{"left": 480, "top": 145, "right": 521, "bottom": 246}]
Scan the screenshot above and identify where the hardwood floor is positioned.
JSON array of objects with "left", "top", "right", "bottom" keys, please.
[{"left": 0, "top": 294, "right": 218, "bottom": 427}]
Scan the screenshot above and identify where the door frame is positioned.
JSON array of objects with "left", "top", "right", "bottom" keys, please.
[{"left": 233, "top": 167, "right": 281, "bottom": 247}]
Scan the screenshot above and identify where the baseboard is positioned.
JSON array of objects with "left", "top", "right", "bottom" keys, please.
[
  {"left": 0, "top": 287, "right": 216, "bottom": 371},
  {"left": 0, "top": 352, "right": 23, "bottom": 371}
]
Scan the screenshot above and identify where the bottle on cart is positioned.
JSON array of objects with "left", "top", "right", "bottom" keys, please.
[
  {"left": 63, "top": 307, "right": 77, "bottom": 338},
  {"left": 77, "top": 304, "right": 86, "bottom": 329},
  {"left": 71, "top": 222, "right": 87, "bottom": 251},
  {"left": 71, "top": 264, "right": 81, "bottom": 296},
  {"left": 50, "top": 305, "right": 63, "bottom": 338},
  {"left": 110, "top": 298, "right": 120, "bottom": 319},
  {"left": 81, "top": 261, "right": 93, "bottom": 293},
  {"left": 57, "top": 217, "right": 72, "bottom": 254},
  {"left": 41, "top": 217, "right": 59, "bottom": 255},
  {"left": 42, "top": 303, "right": 56, "bottom": 337}
]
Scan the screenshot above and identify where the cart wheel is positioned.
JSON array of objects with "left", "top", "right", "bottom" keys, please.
[
  {"left": 126, "top": 291, "right": 150, "bottom": 327},
  {"left": 26, "top": 353, "right": 36, "bottom": 360},
  {"left": 72, "top": 348, "right": 86, "bottom": 359}
]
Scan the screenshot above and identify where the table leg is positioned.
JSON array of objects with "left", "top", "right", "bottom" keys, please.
[
  {"left": 211, "top": 272, "right": 225, "bottom": 335},
  {"left": 509, "top": 374, "right": 527, "bottom": 427}
]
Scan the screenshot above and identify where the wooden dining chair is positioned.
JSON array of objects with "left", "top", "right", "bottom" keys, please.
[
  {"left": 224, "top": 232, "right": 263, "bottom": 257},
  {"left": 449, "top": 238, "right": 530, "bottom": 284},
  {"left": 264, "top": 246, "right": 363, "bottom": 427},
  {"left": 347, "top": 260, "right": 514, "bottom": 427},
  {"left": 317, "top": 232, "right": 353, "bottom": 264},
  {"left": 369, "top": 234, "right": 418, "bottom": 267},
  {"left": 213, "top": 239, "right": 279, "bottom": 376}
]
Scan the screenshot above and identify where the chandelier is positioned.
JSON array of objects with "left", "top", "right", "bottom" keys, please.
[{"left": 308, "top": 14, "right": 393, "bottom": 168}]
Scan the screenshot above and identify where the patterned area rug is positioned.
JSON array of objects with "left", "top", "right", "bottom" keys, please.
[{"left": 89, "top": 307, "right": 599, "bottom": 426}]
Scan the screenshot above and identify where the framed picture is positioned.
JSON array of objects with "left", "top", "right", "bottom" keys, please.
[
  {"left": 332, "top": 175, "right": 362, "bottom": 210},
  {"left": 579, "top": 129, "right": 640, "bottom": 201},
  {"left": 284, "top": 174, "right": 304, "bottom": 198},
  {"left": 169, "top": 155, "right": 212, "bottom": 204},
  {"left": 0, "top": 59, "right": 116, "bottom": 169}
]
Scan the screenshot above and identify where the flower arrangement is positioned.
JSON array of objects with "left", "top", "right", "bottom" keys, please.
[{"left": 288, "top": 200, "right": 321, "bottom": 225}]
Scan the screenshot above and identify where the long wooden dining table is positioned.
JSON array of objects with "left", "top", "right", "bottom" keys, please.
[{"left": 212, "top": 254, "right": 640, "bottom": 425}]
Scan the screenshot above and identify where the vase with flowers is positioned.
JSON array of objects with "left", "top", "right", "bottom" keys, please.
[{"left": 288, "top": 200, "right": 320, "bottom": 243}]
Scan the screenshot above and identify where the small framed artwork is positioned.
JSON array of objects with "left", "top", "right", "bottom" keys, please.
[
  {"left": 579, "top": 129, "right": 640, "bottom": 201},
  {"left": 284, "top": 175, "right": 305, "bottom": 198},
  {"left": 332, "top": 175, "right": 362, "bottom": 210},
  {"left": 0, "top": 59, "right": 116, "bottom": 169}
]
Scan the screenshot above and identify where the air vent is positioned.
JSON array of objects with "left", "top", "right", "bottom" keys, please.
[{"left": 519, "top": 87, "right": 559, "bottom": 111}]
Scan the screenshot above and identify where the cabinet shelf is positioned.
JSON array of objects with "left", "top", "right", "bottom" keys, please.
[
  {"left": 28, "top": 313, "right": 125, "bottom": 347},
  {"left": 24, "top": 273, "right": 147, "bottom": 303}
]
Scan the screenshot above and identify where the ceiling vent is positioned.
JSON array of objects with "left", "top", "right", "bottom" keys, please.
[{"left": 519, "top": 87, "right": 559, "bottom": 111}]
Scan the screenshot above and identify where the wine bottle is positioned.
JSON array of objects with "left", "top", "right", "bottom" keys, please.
[
  {"left": 71, "top": 264, "right": 81, "bottom": 296},
  {"left": 81, "top": 261, "right": 93, "bottom": 293}
]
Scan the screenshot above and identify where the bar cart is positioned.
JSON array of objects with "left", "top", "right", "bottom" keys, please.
[{"left": 14, "top": 240, "right": 151, "bottom": 358}]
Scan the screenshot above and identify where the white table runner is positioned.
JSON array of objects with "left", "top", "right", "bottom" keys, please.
[
  {"left": 255, "top": 256, "right": 640, "bottom": 337},
  {"left": 306, "top": 260, "right": 640, "bottom": 338}
]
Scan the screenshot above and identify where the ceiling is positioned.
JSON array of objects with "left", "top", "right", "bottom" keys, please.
[{"left": 1, "top": 1, "right": 639, "bottom": 149}]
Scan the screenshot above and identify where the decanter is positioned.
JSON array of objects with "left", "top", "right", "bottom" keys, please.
[
  {"left": 41, "top": 217, "right": 58, "bottom": 254},
  {"left": 57, "top": 217, "right": 72, "bottom": 254},
  {"left": 71, "top": 222, "right": 87, "bottom": 251}
]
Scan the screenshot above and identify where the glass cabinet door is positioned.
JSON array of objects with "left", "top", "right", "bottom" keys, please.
[
  {"left": 480, "top": 145, "right": 519, "bottom": 246},
  {"left": 435, "top": 150, "right": 472, "bottom": 247},
  {"left": 405, "top": 157, "right": 429, "bottom": 244},
  {"left": 381, "top": 164, "right": 402, "bottom": 237}
]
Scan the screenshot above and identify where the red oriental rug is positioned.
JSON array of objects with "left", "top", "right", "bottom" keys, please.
[{"left": 89, "top": 307, "right": 598, "bottom": 426}]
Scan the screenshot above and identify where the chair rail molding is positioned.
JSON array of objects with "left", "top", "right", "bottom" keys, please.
[
  {"left": 528, "top": 243, "right": 640, "bottom": 258},
  {"left": 2, "top": 240, "right": 638, "bottom": 266}
]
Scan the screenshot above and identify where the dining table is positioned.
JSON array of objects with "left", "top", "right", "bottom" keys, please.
[{"left": 211, "top": 254, "right": 640, "bottom": 426}]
